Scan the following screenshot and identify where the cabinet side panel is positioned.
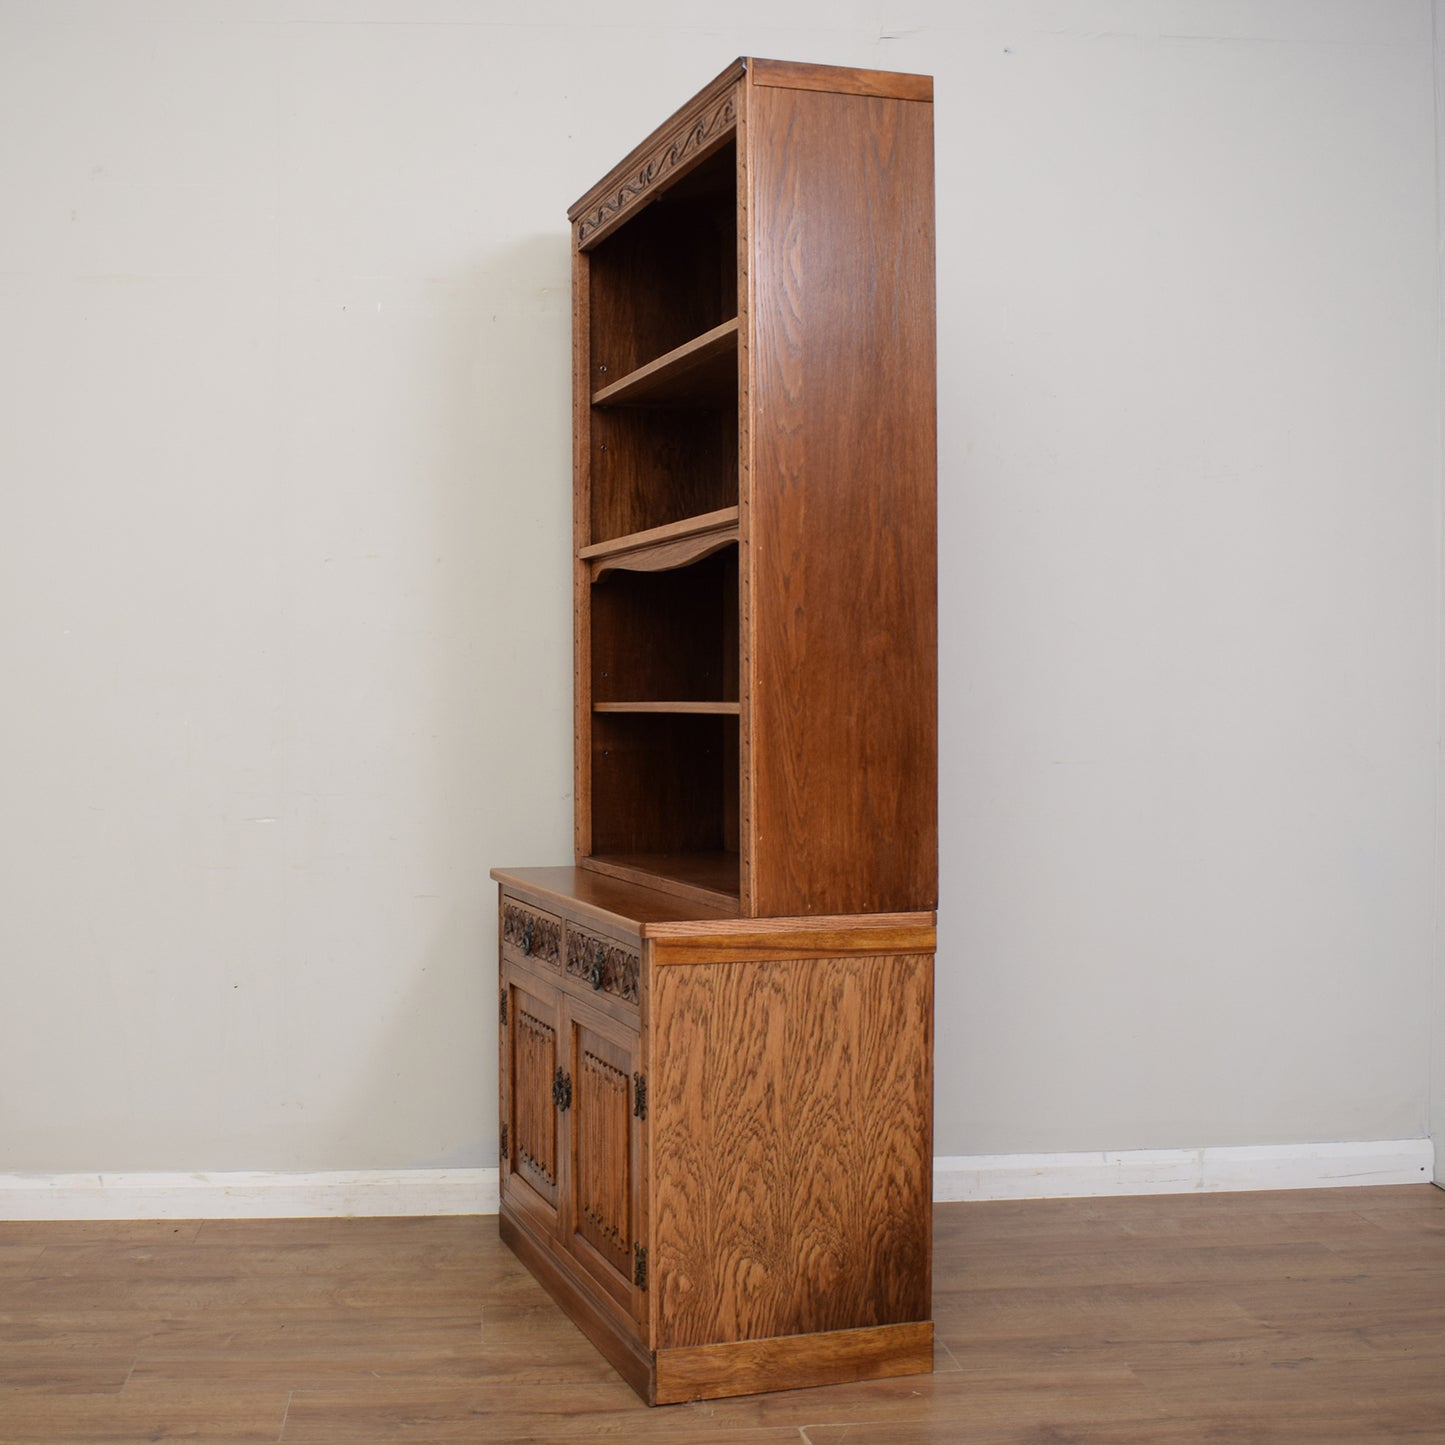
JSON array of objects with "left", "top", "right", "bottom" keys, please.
[
  {"left": 746, "top": 85, "right": 937, "bottom": 916},
  {"left": 651, "top": 951, "right": 933, "bottom": 1349}
]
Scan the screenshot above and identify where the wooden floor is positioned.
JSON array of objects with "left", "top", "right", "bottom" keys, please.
[{"left": 1, "top": 1184, "right": 1442, "bottom": 1443}]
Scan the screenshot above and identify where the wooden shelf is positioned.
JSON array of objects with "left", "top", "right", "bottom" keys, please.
[
  {"left": 581, "top": 507, "right": 739, "bottom": 580},
  {"left": 591, "top": 319, "right": 738, "bottom": 408},
  {"left": 580, "top": 850, "right": 741, "bottom": 908},
  {"left": 593, "top": 701, "right": 739, "bottom": 715}
]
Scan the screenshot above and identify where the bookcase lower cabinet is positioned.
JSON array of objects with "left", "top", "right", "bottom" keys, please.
[{"left": 494, "top": 868, "right": 936, "bottom": 1405}]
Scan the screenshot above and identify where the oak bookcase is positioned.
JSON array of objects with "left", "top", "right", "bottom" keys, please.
[{"left": 492, "top": 56, "right": 937, "bottom": 1405}]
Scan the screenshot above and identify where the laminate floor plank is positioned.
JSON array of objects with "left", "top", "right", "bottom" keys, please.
[
  {"left": 0, "top": 1245, "right": 47, "bottom": 1273},
  {"left": 129, "top": 1319, "right": 519, "bottom": 1393},
  {"left": 934, "top": 1281, "right": 1269, "bottom": 1345},
  {"left": 0, "top": 1187, "right": 1442, "bottom": 1442},
  {"left": 0, "top": 1381, "right": 291, "bottom": 1444},
  {"left": 0, "top": 1354, "right": 136, "bottom": 1396},
  {"left": 4, "top": 1220, "right": 207, "bottom": 1241}
]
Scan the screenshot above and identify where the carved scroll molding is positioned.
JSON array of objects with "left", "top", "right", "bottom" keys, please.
[
  {"left": 591, "top": 528, "right": 738, "bottom": 582},
  {"left": 574, "top": 89, "right": 738, "bottom": 248}
]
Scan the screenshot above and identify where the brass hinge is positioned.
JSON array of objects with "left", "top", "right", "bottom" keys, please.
[
  {"left": 499, "top": 990, "right": 507, "bottom": 1026},
  {"left": 633, "top": 1242, "right": 647, "bottom": 1291},
  {"left": 633, "top": 1072, "right": 647, "bottom": 1120},
  {"left": 552, "top": 1066, "right": 572, "bottom": 1112}
]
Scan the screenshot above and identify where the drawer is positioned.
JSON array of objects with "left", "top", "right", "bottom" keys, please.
[
  {"left": 564, "top": 922, "right": 640, "bottom": 1009},
  {"left": 500, "top": 897, "right": 563, "bottom": 969}
]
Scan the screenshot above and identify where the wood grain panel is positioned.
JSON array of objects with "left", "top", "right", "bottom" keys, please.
[
  {"left": 650, "top": 951, "right": 933, "bottom": 1349},
  {"left": 781, "top": 954, "right": 933, "bottom": 1332},
  {"left": 648, "top": 951, "right": 787, "bottom": 1348},
  {"left": 746, "top": 81, "right": 937, "bottom": 917}
]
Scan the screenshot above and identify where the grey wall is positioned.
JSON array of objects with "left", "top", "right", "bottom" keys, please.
[{"left": 0, "top": 0, "right": 1437, "bottom": 1174}]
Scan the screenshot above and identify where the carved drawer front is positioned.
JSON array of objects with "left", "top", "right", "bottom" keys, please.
[
  {"left": 564, "top": 924, "right": 640, "bottom": 1009},
  {"left": 501, "top": 897, "right": 563, "bottom": 969}
]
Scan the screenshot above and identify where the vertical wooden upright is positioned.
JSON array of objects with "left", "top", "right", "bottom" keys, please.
[{"left": 494, "top": 57, "right": 937, "bottom": 1406}]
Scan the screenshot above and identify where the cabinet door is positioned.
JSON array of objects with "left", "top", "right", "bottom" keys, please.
[
  {"left": 502, "top": 969, "right": 562, "bottom": 1233},
  {"left": 561, "top": 997, "right": 645, "bottom": 1326}
]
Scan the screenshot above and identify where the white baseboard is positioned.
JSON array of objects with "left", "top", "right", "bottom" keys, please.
[
  {"left": 0, "top": 1169, "right": 498, "bottom": 1221},
  {"left": 934, "top": 1138, "right": 1436, "bottom": 1202},
  {"left": 0, "top": 1140, "right": 1432, "bottom": 1220}
]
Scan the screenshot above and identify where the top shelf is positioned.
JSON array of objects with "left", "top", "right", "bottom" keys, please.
[{"left": 591, "top": 319, "right": 738, "bottom": 408}]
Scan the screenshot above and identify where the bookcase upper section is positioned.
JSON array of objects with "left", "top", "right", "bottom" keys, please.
[{"left": 570, "top": 58, "right": 937, "bottom": 920}]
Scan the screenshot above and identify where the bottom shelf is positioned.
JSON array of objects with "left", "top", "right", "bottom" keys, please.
[
  {"left": 589, "top": 713, "right": 739, "bottom": 905},
  {"left": 581, "top": 851, "right": 740, "bottom": 911}
]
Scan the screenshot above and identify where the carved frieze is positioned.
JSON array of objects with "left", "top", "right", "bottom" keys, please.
[{"left": 574, "top": 91, "right": 737, "bottom": 246}]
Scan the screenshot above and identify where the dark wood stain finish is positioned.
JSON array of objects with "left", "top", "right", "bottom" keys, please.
[
  {"left": 494, "top": 872, "right": 936, "bottom": 1403},
  {"left": 747, "top": 80, "right": 938, "bottom": 917},
  {"left": 570, "top": 56, "right": 937, "bottom": 916},
  {"left": 498, "top": 57, "right": 938, "bottom": 1405}
]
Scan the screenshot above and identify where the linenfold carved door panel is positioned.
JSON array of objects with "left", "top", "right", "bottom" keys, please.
[
  {"left": 562, "top": 999, "right": 644, "bottom": 1326},
  {"left": 505, "top": 972, "right": 562, "bottom": 1222}
]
